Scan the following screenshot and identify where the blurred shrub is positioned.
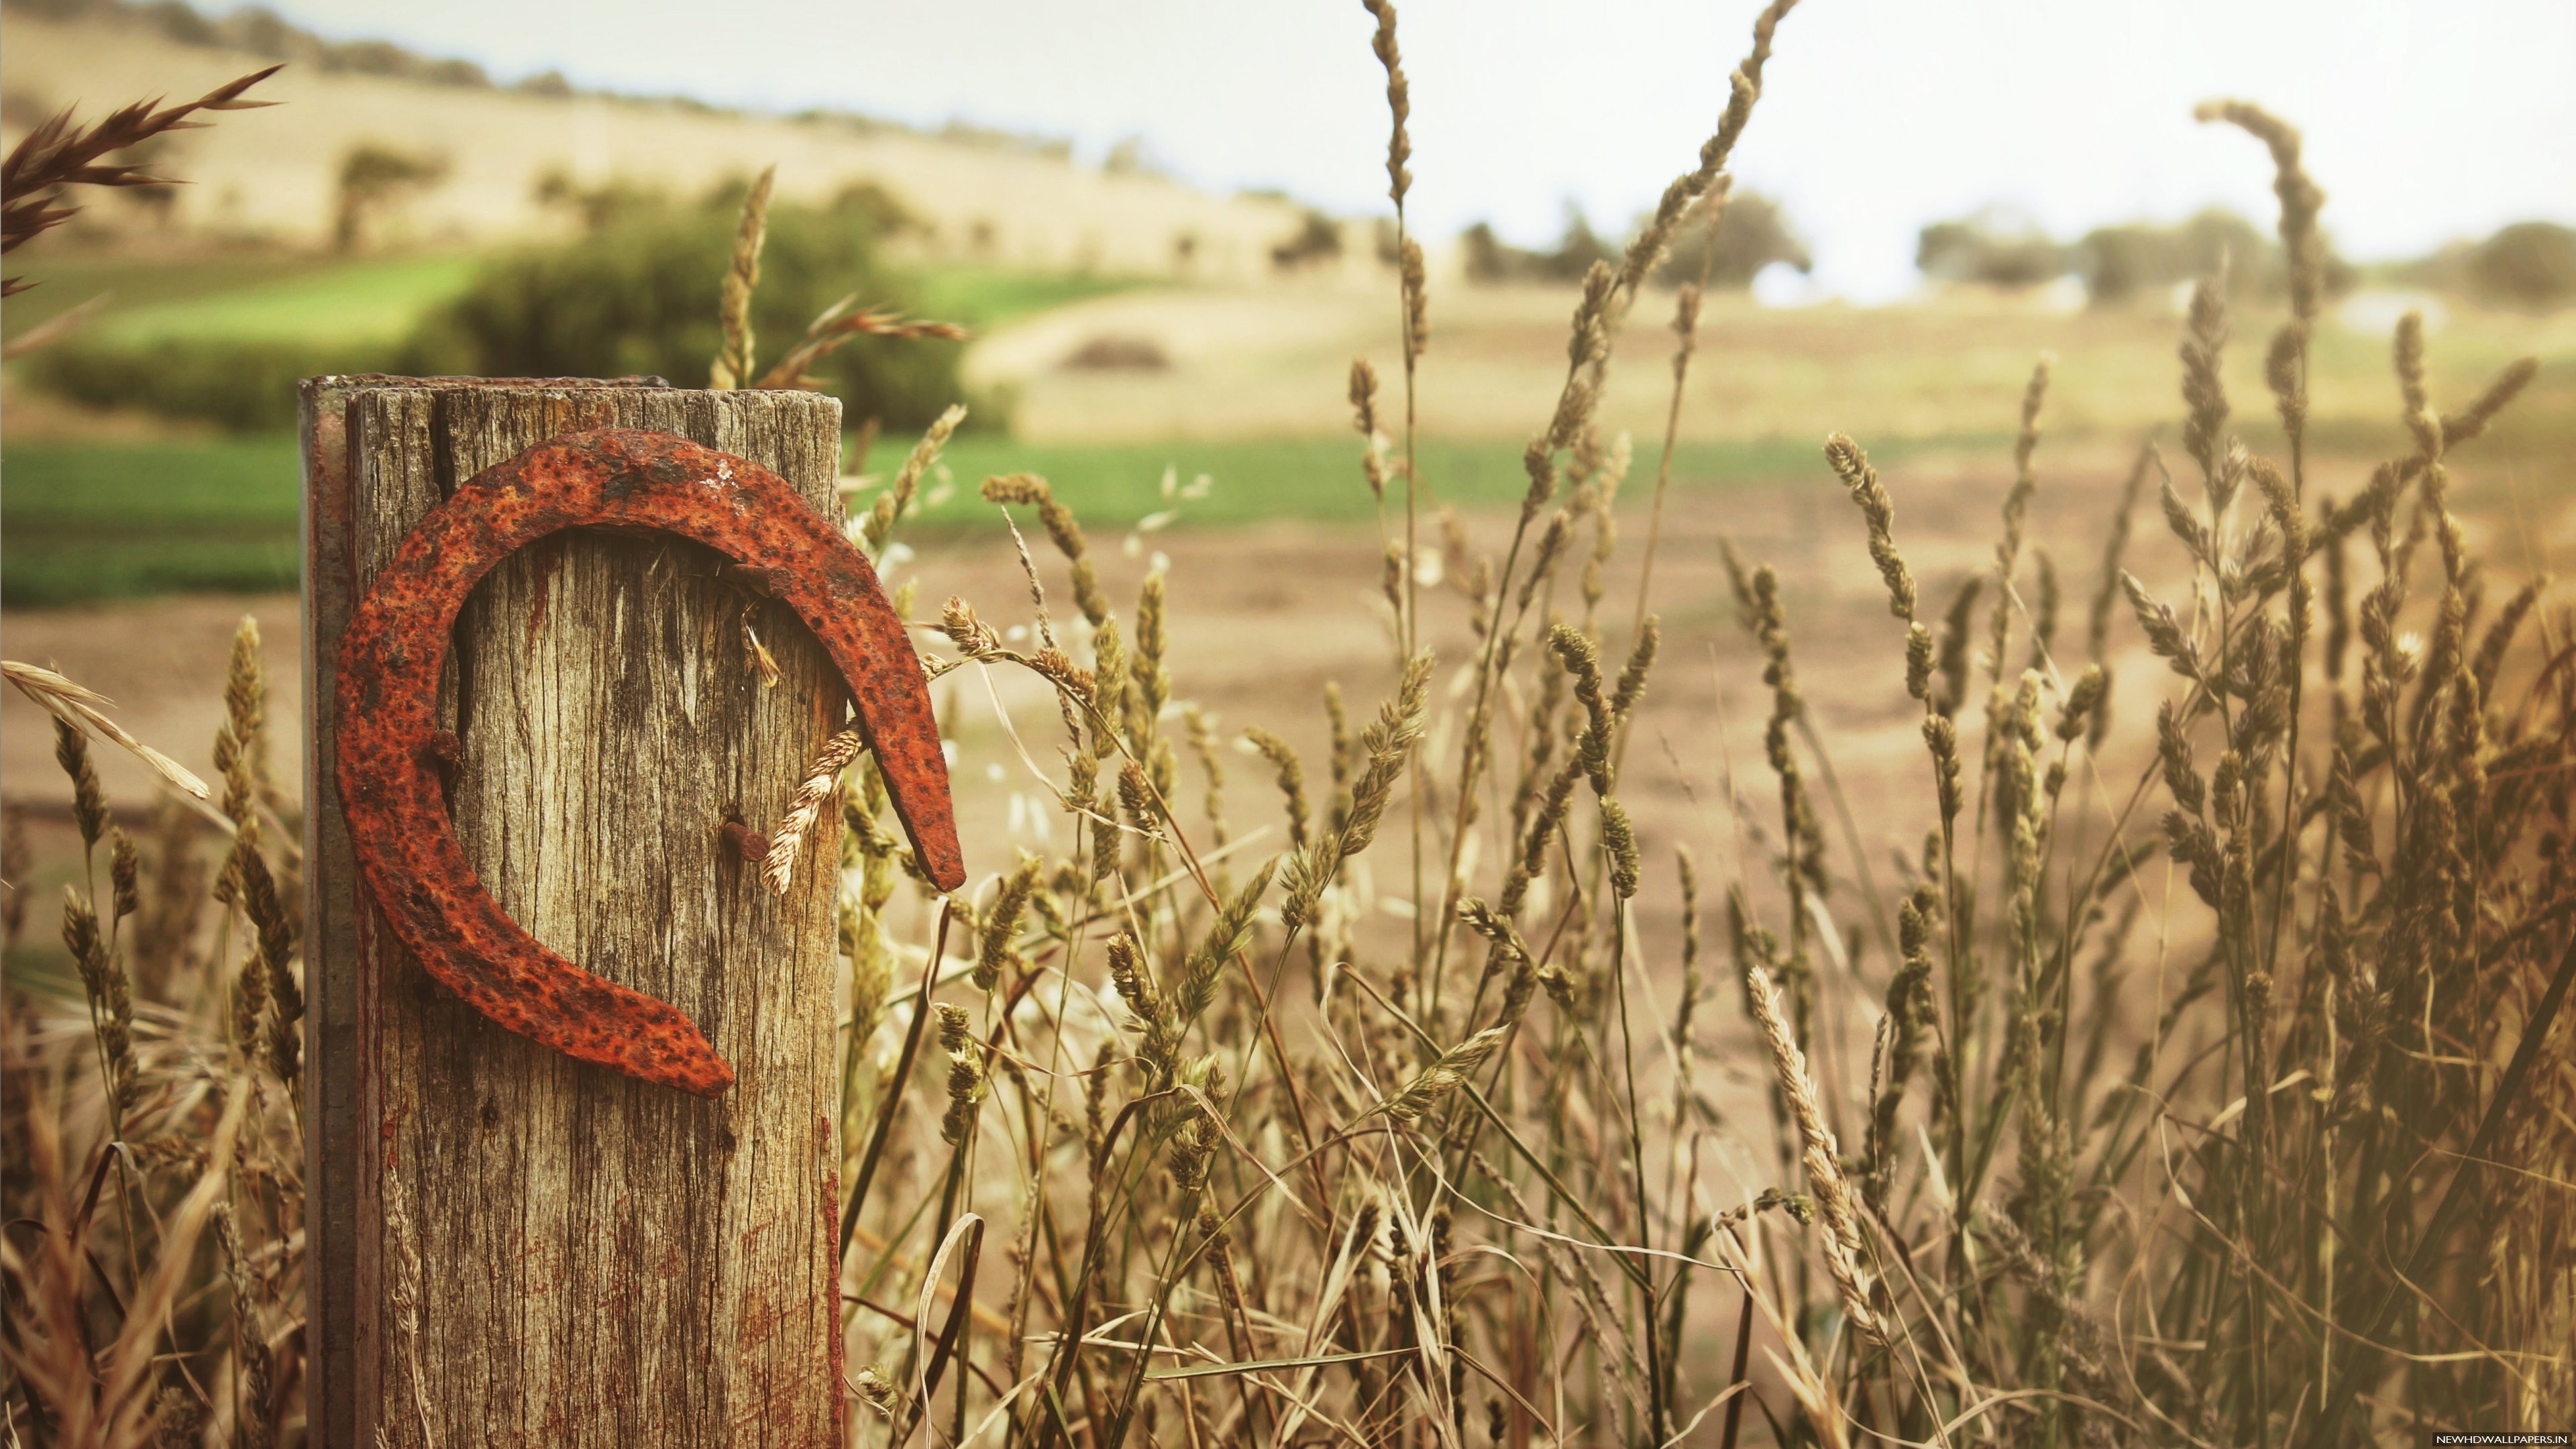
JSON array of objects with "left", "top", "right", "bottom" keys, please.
[
  {"left": 23, "top": 192, "right": 975, "bottom": 433},
  {"left": 404, "top": 193, "right": 971, "bottom": 432},
  {"left": 20, "top": 336, "right": 362, "bottom": 432},
  {"left": 1653, "top": 191, "right": 1810, "bottom": 288},
  {"left": 335, "top": 142, "right": 449, "bottom": 252},
  {"left": 1460, "top": 193, "right": 1805, "bottom": 289},
  {"left": 1919, "top": 205, "right": 2357, "bottom": 306},
  {"left": 1461, "top": 205, "right": 1617, "bottom": 284},
  {"left": 530, "top": 169, "right": 670, "bottom": 233},
  {"left": 2076, "top": 209, "right": 2267, "bottom": 305},
  {"left": 2403, "top": 223, "right": 2576, "bottom": 313},
  {"left": 1917, "top": 212, "right": 2073, "bottom": 290},
  {"left": 1270, "top": 209, "right": 1345, "bottom": 270},
  {"left": 1458, "top": 222, "right": 1528, "bottom": 283},
  {"left": 1059, "top": 334, "right": 1169, "bottom": 371}
]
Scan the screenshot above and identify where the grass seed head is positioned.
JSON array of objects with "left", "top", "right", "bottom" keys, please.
[
  {"left": 1599, "top": 798, "right": 1641, "bottom": 899},
  {"left": 1243, "top": 727, "right": 1311, "bottom": 850},
  {"left": 1824, "top": 431, "right": 1914, "bottom": 621},
  {"left": 2196, "top": 99, "right": 2326, "bottom": 322},
  {"left": 1383, "top": 1025, "right": 1507, "bottom": 1123},
  {"left": 52, "top": 715, "right": 106, "bottom": 850},
  {"left": 866, "top": 404, "right": 965, "bottom": 553}
]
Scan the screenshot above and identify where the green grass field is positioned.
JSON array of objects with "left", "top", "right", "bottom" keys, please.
[
  {"left": 7, "top": 251, "right": 2565, "bottom": 606},
  {"left": 1, "top": 252, "right": 1126, "bottom": 350},
  {"left": 0, "top": 431, "right": 1868, "bottom": 606},
  {"left": 914, "top": 266, "right": 1137, "bottom": 328},
  {"left": 1, "top": 251, "right": 482, "bottom": 347},
  {"left": 1, "top": 437, "right": 308, "bottom": 604}
]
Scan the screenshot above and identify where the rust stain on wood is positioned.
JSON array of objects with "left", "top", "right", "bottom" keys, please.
[
  {"left": 334, "top": 427, "right": 965, "bottom": 1097},
  {"left": 522, "top": 533, "right": 568, "bottom": 647}
]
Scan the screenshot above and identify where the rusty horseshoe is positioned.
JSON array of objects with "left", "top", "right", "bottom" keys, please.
[{"left": 335, "top": 428, "right": 966, "bottom": 1097}]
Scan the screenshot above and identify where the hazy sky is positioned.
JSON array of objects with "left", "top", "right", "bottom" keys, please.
[{"left": 206, "top": 0, "right": 2576, "bottom": 301}]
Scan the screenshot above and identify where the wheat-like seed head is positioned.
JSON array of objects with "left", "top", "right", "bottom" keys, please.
[
  {"left": 1340, "top": 651, "right": 1434, "bottom": 857},
  {"left": 1243, "top": 727, "right": 1311, "bottom": 850},
  {"left": 975, "top": 853, "right": 1042, "bottom": 991},
  {"left": 50, "top": 715, "right": 107, "bottom": 851},
  {"left": 936, "top": 1003, "right": 986, "bottom": 1145},
  {"left": 865, "top": 404, "right": 966, "bottom": 553},
  {"left": 1741, "top": 959, "right": 1884, "bottom": 1346},
  {"left": 1, "top": 64, "right": 280, "bottom": 292},
  {"left": 2442, "top": 357, "right": 2539, "bottom": 449},
  {"left": 2194, "top": 100, "right": 2326, "bottom": 323},
  {"left": 1824, "top": 432, "right": 1915, "bottom": 622},
  {"left": 2181, "top": 277, "right": 2234, "bottom": 490},
  {"left": 1611, "top": 616, "right": 1658, "bottom": 720},
  {"left": 1599, "top": 798, "right": 1640, "bottom": 900},
  {"left": 763, "top": 729, "right": 866, "bottom": 896},
  {"left": 1359, "top": 0, "right": 1412, "bottom": 211},
  {"left": 757, "top": 300, "right": 967, "bottom": 392},
  {"left": 1381, "top": 1026, "right": 1507, "bottom": 1123},
  {"left": 1546, "top": 624, "right": 1613, "bottom": 795},
  {"left": 709, "top": 164, "right": 773, "bottom": 390}
]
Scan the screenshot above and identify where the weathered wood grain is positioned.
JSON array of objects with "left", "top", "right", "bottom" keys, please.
[{"left": 304, "top": 380, "right": 847, "bottom": 1446}]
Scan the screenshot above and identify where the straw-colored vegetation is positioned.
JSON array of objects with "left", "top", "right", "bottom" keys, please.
[{"left": 5, "top": 2, "right": 2571, "bottom": 1444}]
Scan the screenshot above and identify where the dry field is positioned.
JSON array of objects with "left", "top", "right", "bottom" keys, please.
[
  {"left": 971, "top": 272, "right": 2576, "bottom": 446},
  {"left": 0, "top": 4, "right": 1314, "bottom": 278}
]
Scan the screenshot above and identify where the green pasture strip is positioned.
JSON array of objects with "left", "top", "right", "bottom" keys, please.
[
  {"left": 0, "top": 430, "right": 1947, "bottom": 606},
  {"left": 898, "top": 433, "right": 1883, "bottom": 529},
  {"left": 4, "top": 252, "right": 484, "bottom": 346},
  {"left": 915, "top": 267, "right": 1140, "bottom": 329},
  {"left": 1, "top": 252, "right": 321, "bottom": 341},
  {"left": 88, "top": 254, "right": 485, "bottom": 346},
  {"left": 3, "top": 436, "right": 302, "bottom": 605},
  {"left": 2, "top": 253, "right": 1122, "bottom": 347}
]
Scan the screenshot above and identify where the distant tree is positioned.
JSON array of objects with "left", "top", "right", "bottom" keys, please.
[
  {"left": 1102, "top": 136, "right": 1166, "bottom": 178},
  {"left": 1459, "top": 222, "right": 1518, "bottom": 284},
  {"left": 1538, "top": 204, "right": 1617, "bottom": 282},
  {"left": 1458, "top": 204, "right": 1622, "bottom": 286},
  {"left": 224, "top": 7, "right": 301, "bottom": 57},
  {"left": 1271, "top": 209, "right": 1344, "bottom": 270},
  {"left": 830, "top": 178, "right": 922, "bottom": 240},
  {"left": 531, "top": 168, "right": 664, "bottom": 233},
  {"left": 1917, "top": 210, "right": 2071, "bottom": 290},
  {"left": 333, "top": 142, "right": 447, "bottom": 252},
  {"left": 2075, "top": 208, "right": 2353, "bottom": 308},
  {"left": 2467, "top": 223, "right": 2576, "bottom": 312},
  {"left": 1654, "top": 189, "right": 1810, "bottom": 289},
  {"left": 139, "top": 0, "right": 218, "bottom": 46},
  {"left": 2078, "top": 209, "right": 2267, "bottom": 305}
]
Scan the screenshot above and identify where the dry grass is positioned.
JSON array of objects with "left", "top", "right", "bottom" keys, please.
[
  {"left": 0, "top": 61, "right": 278, "bottom": 296},
  {"left": 7, "top": 11, "right": 2574, "bottom": 1448}
]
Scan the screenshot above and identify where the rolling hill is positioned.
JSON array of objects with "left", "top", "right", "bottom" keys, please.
[{"left": 0, "top": 0, "right": 1323, "bottom": 282}]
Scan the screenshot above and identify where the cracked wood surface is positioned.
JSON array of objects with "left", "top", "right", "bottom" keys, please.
[{"left": 305, "top": 380, "right": 847, "bottom": 1447}]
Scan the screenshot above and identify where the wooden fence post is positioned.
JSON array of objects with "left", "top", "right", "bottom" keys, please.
[{"left": 302, "top": 378, "right": 850, "bottom": 1446}]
